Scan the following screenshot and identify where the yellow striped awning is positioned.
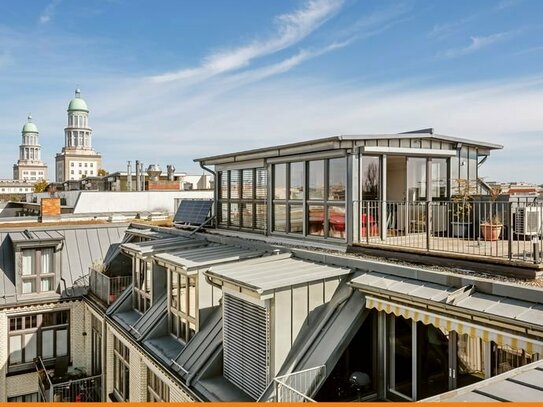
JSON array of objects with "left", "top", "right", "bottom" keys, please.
[{"left": 365, "top": 296, "right": 543, "bottom": 355}]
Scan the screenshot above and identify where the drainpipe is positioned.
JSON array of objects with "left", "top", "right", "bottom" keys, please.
[{"left": 199, "top": 161, "right": 217, "bottom": 227}]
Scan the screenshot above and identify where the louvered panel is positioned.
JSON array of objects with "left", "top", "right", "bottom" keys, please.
[
  {"left": 229, "top": 170, "right": 241, "bottom": 200},
  {"left": 242, "top": 169, "right": 254, "bottom": 199},
  {"left": 223, "top": 293, "right": 270, "bottom": 400},
  {"left": 219, "top": 171, "right": 228, "bottom": 199}
]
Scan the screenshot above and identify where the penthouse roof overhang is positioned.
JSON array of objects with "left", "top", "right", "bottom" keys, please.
[{"left": 194, "top": 132, "right": 504, "bottom": 165}]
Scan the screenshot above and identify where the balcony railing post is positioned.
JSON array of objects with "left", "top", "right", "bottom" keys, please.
[
  {"left": 366, "top": 201, "right": 370, "bottom": 244},
  {"left": 426, "top": 201, "right": 431, "bottom": 252},
  {"left": 508, "top": 201, "right": 513, "bottom": 261}
]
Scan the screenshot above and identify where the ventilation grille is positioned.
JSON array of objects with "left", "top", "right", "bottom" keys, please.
[{"left": 223, "top": 293, "right": 270, "bottom": 400}]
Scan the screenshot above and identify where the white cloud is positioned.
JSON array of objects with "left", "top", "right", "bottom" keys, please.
[
  {"left": 149, "top": 0, "right": 344, "bottom": 83},
  {"left": 438, "top": 31, "right": 515, "bottom": 59},
  {"left": 39, "top": 0, "right": 62, "bottom": 24},
  {"left": 496, "top": 0, "right": 522, "bottom": 11},
  {"left": 429, "top": 15, "right": 477, "bottom": 39}
]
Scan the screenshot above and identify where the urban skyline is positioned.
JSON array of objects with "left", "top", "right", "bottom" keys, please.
[{"left": 0, "top": 0, "right": 542, "bottom": 181}]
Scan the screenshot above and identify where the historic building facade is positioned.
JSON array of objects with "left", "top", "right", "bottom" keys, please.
[
  {"left": 12, "top": 116, "right": 48, "bottom": 182},
  {"left": 55, "top": 89, "right": 102, "bottom": 182}
]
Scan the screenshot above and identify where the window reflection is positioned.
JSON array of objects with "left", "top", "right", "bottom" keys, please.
[
  {"left": 308, "top": 205, "right": 324, "bottom": 236},
  {"left": 289, "top": 205, "right": 303, "bottom": 234},
  {"left": 290, "top": 162, "right": 304, "bottom": 200},
  {"left": 362, "top": 156, "right": 380, "bottom": 200},
  {"left": 274, "top": 164, "right": 286, "bottom": 199},
  {"left": 329, "top": 158, "right": 346, "bottom": 200},
  {"left": 407, "top": 158, "right": 426, "bottom": 201},
  {"left": 308, "top": 160, "right": 325, "bottom": 200}
]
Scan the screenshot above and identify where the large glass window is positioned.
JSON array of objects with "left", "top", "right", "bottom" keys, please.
[
  {"left": 21, "top": 247, "right": 55, "bottom": 294},
  {"left": 289, "top": 162, "right": 304, "bottom": 199},
  {"left": 361, "top": 156, "right": 380, "bottom": 200},
  {"left": 431, "top": 159, "right": 448, "bottom": 199},
  {"left": 273, "top": 158, "right": 346, "bottom": 239},
  {"left": 308, "top": 160, "right": 325, "bottom": 200},
  {"left": 8, "top": 310, "right": 69, "bottom": 370},
  {"left": 388, "top": 315, "right": 413, "bottom": 399},
  {"left": 218, "top": 168, "right": 267, "bottom": 231},
  {"left": 407, "top": 158, "right": 427, "bottom": 201},
  {"left": 169, "top": 270, "right": 197, "bottom": 343},
  {"left": 457, "top": 334, "right": 486, "bottom": 388},
  {"left": 113, "top": 336, "right": 130, "bottom": 401}
]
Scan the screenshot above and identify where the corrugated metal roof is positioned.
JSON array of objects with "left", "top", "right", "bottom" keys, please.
[
  {"left": 350, "top": 271, "right": 543, "bottom": 329},
  {"left": 423, "top": 359, "right": 543, "bottom": 402},
  {"left": 121, "top": 236, "right": 205, "bottom": 257},
  {"left": 125, "top": 227, "right": 173, "bottom": 240},
  {"left": 155, "top": 243, "right": 264, "bottom": 272},
  {"left": 0, "top": 224, "right": 127, "bottom": 305},
  {"left": 206, "top": 253, "right": 351, "bottom": 295}
]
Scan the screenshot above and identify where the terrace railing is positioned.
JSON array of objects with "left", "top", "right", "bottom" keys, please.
[
  {"left": 35, "top": 356, "right": 102, "bottom": 402},
  {"left": 355, "top": 198, "right": 543, "bottom": 265},
  {"left": 88, "top": 267, "right": 132, "bottom": 305},
  {"left": 259, "top": 365, "right": 326, "bottom": 402}
]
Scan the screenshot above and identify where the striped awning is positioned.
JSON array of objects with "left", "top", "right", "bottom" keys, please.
[{"left": 366, "top": 296, "right": 543, "bottom": 355}]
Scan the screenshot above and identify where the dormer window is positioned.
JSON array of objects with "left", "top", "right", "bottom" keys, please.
[
  {"left": 169, "top": 270, "right": 196, "bottom": 343},
  {"left": 22, "top": 248, "right": 55, "bottom": 294},
  {"left": 133, "top": 259, "right": 151, "bottom": 313}
]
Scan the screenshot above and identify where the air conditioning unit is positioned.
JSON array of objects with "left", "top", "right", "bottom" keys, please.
[{"left": 515, "top": 207, "right": 542, "bottom": 236}]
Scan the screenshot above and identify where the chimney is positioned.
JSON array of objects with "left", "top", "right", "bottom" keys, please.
[
  {"left": 135, "top": 160, "right": 141, "bottom": 191},
  {"left": 167, "top": 164, "right": 176, "bottom": 181},
  {"left": 147, "top": 164, "right": 161, "bottom": 182},
  {"left": 140, "top": 162, "right": 145, "bottom": 191},
  {"left": 127, "top": 161, "right": 132, "bottom": 191}
]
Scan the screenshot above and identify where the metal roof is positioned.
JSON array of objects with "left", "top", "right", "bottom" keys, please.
[
  {"left": 155, "top": 243, "right": 264, "bottom": 272},
  {"left": 194, "top": 133, "right": 503, "bottom": 164},
  {"left": 0, "top": 224, "right": 127, "bottom": 305},
  {"left": 206, "top": 253, "right": 351, "bottom": 295},
  {"left": 423, "top": 359, "right": 543, "bottom": 402},
  {"left": 8, "top": 230, "right": 64, "bottom": 243},
  {"left": 125, "top": 227, "right": 173, "bottom": 240},
  {"left": 121, "top": 236, "right": 205, "bottom": 257},
  {"left": 350, "top": 271, "right": 543, "bottom": 330}
]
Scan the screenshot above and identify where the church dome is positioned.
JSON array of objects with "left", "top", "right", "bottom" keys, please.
[
  {"left": 67, "top": 88, "right": 89, "bottom": 112},
  {"left": 22, "top": 115, "right": 38, "bottom": 133}
]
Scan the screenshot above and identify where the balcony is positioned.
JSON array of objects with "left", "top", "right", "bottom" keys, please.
[
  {"left": 35, "top": 356, "right": 102, "bottom": 402},
  {"left": 354, "top": 199, "right": 543, "bottom": 268},
  {"left": 88, "top": 267, "right": 132, "bottom": 305}
]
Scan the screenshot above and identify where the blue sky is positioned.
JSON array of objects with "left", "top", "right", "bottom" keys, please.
[{"left": 1, "top": 0, "right": 542, "bottom": 182}]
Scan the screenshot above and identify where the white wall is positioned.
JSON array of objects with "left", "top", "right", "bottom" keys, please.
[{"left": 29, "top": 190, "right": 213, "bottom": 215}]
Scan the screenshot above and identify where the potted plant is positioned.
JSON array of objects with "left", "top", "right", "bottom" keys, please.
[
  {"left": 451, "top": 179, "right": 475, "bottom": 238},
  {"left": 479, "top": 185, "right": 503, "bottom": 241},
  {"left": 480, "top": 214, "right": 503, "bottom": 241}
]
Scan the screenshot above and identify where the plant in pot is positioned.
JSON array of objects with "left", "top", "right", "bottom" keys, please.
[
  {"left": 480, "top": 214, "right": 503, "bottom": 241},
  {"left": 451, "top": 179, "right": 475, "bottom": 238},
  {"left": 480, "top": 185, "right": 503, "bottom": 241}
]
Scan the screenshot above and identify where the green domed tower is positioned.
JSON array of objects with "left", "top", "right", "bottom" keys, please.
[
  {"left": 55, "top": 88, "right": 102, "bottom": 182},
  {"left": 13, "top": 115, "right": 48, "bottom": 181}
]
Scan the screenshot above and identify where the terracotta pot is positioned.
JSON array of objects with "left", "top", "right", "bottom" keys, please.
[{"left": 480, "top": 224, "right": 503, "bottom": 241}]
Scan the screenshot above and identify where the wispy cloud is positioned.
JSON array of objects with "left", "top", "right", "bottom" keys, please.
[
  {"left": 496, "top": 0, "right": 522, "bottom": 11},
  {"left": 437, "top": 31, "right": 515, "bottom": 59},
  {"left": 515, "top": 45, "right": 543, "bottom": 55},
  {"left": 149, "top": 0, "right": 344, "bottom": 83},
  {"left": 39, "top": 0, "right": 62, "bottom": 24},
  {"left": 429, "top": 15, "right": 477, "bottom": 39}
]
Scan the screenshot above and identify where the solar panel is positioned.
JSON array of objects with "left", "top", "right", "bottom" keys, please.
[{"left": 174, "top": 199, "right": 213, "bottom": 225}]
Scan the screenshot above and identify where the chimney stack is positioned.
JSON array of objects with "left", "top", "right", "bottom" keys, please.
[
  {"left": 127, "top": 161, "right": 132, "bottom": 191},
  {"left": 135, "top": 160, "right": 140, "bottom": 191},
  {"left": 140, "top": 161, "right": 145, "bottom": 191}
]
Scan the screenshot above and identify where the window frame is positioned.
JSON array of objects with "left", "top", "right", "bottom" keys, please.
[
  {"left": 8, "top": 310, "right": 70, "bottom": 371},
  {"left": 133, "top": 258, "right": 151, "bottom": 313},
  {"left": 272, "top": 157, "right": 347, "bottom": 240},
  {"left": 217, "top": 168, "right": 267, "bottom": 232},
  {"left": 113, "top": 336, "right": 130, "bottom": 402},
  {"left": 20, "top": 247, "right": 56, "bottom": 294},
  {"left": 168, "top": 268, "right": 198, "bottom": 343},
  {"left": 147, "top": 368, "right": 170, "bottom": 402}
]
